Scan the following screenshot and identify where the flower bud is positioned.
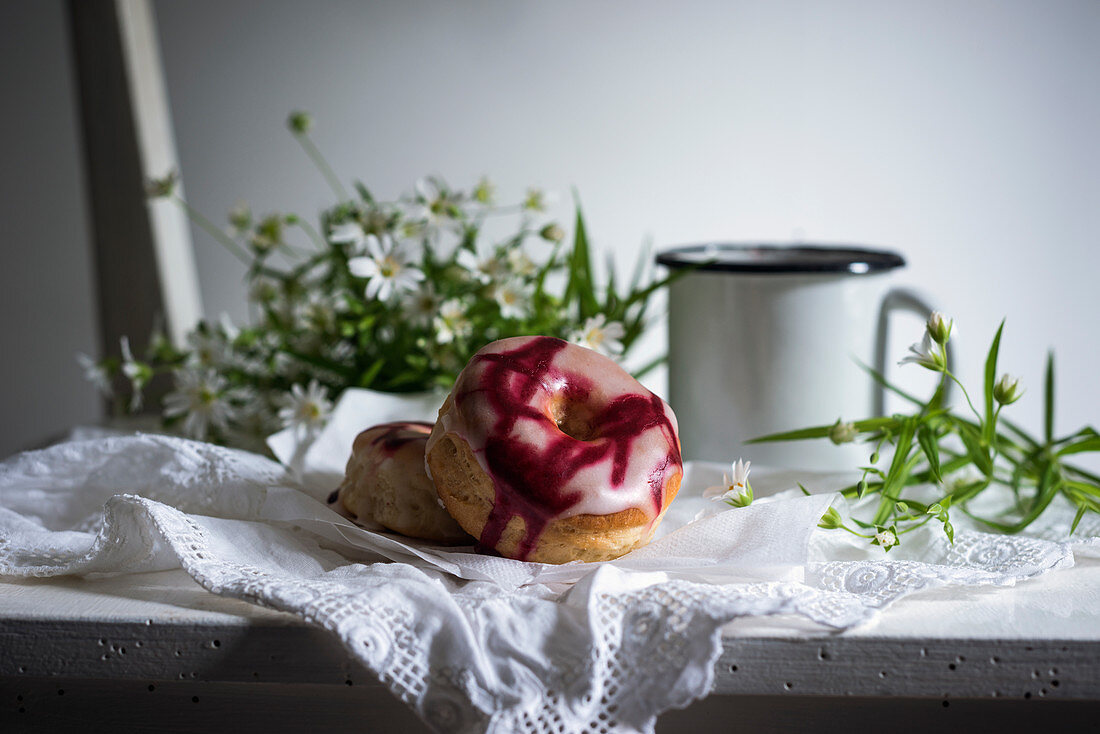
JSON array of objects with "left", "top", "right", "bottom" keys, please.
[
  {"left": 993, "top": 373, "right": 1024, "bottom": 405},
  {"left": 539, "top": 223, "right": 565, "bottom": 243},
  {"left": 250, "top": 215, "right": 284, "bottom": 255},
  {"left": 228, "top": 202, "right": 252, "bottom": 232},
  {"left": 818, "top": 506, "right": 843, "bottom": 530},
  {"left": 287, "top": 110, "right": 313, "bottom": 134},
  {"left": 144, "top": 171, "right": 179, "bottom": 199},
  {"left": 874, "top": 527, "right": 898, "bottom": 549},
  {"left": 829, "top": 419, "right": 858, "bottom": 445},
  {"left": 524, "top": 188, "right": 546, "bottom": 212},
  {"left": 926, "top": 311, "right": 954, "bottom": 346}
]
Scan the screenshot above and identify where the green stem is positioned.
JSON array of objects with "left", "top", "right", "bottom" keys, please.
[
  {"left": 897, "top": 515, "right": 934, "bottom": 533},
  {"left": 172, "top": 195, "right": 251, "bottom": 264},
  {"left": 293, "top": 218, "right": 329, "bottom": 251},
  {"left": 293, "top": 132, "right": 349, "bottom": 202},
  {"left": 945, "top": 371, "right": 983, "bottom": 423},
  {"left": 989, "top": 404, "right": 1004, "bottom": 462},
  {"left": 838, "top": 524, "right": 875, "bottom": 539}
]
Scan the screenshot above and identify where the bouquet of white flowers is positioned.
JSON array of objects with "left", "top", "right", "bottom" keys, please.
[{"left": 82, "top": 112, "right": 676, "bottom": 448}]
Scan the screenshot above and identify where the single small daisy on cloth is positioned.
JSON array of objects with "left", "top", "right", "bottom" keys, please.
[{"left": 703, "top": 458, "right": 754, "bottom": 508}]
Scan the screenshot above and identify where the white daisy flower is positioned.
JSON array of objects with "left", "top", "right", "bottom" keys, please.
[
  {"left": 493, "top": 279, "right": 532, "bottom": 320},
  {"left": 409, "top": 177, "right": 464, "bottom": 234},
  {"left": 402, "top": 282, "right": 441, "bottom": 327},
  {"left": 434, "top": 298, "right": 473, "bottom": 344},
  {"left": 507, "top": 248, "right": 537, "bottom": 277},
  {"left": 347, "top": 235, "right": 425, "bottom": 301},
  {"left": 456, "top": 248, "right": 507, "bottom": 285},
  {"left": 899, "top": 331, "right": 945, "bottom": 371},
  {"left": 328, "top": 221, "right": 367, "bottom": 250},
  {"left": 569, "top": 314, "right": 626, "bottom": 356},
  {"left": 702, "top": 458, "right": 753, "bottom": 507},
  {"left": 163, "top": 368, "right": 236, "bottom": 440},
  {"left": 76, "top": 353, "right": 112, "bottom": 396},
  {"left": 277, "top": 379, "right": 332, "bottom": 437},
  {"left": 187, "top": 329, "right": 228, "bottom": 368}
]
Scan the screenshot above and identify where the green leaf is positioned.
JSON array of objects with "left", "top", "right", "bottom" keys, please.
[
  {"left": 873, "top": 418, "right": 918, "bottom": 526},
  {"left": 798, "top": 483, "right": 811, "bottom": 496},
  {"left": 943, "top": 521, "right": 955, "bottom": 543},
  {"left": 1071, "top": 504, "right": 1088, "bottom": 535},
  {"left": 1000, "top": 417, "right": 1040, "bottom": 449},
  {"left": 357, "top": 357, "right": 385, "bottom": 388},
  {"left": 1045, "top": 351, "right": 1055, "bottom": 444},
  {"left": 1053, "top": 426, "right": 1098, "bottom": 445},
  {"left": 956, "top": 420, "right": 993, "bottom": 477},
  {"left": 1066, "top": 463, "right": 1100, "bottom": 486},
  {"left": 749, "top": 416, "right": 899, "bottom": 444},
  {"left": 630, "top": 354, "right": 667, "bottom": 381},
  {"left": 855, "top": 359, "right": 924, "bottom": 407},
  {"left": 353, "top": 181, "right": 374, "bottom": 203},
  {"left": 1063, "top": 478, "right": 1100, "bottom": 498},
  {"left": 564, "top": 194, "right": 599, "bottom": 320},
  {"left": 917, "top": 424, "right": 942, "bottom": 482},
  {"left": 983, "top": 320, "right": 1004, "bottom": 445},
  {"left": 629, "top": 237, "right": 652, "bottom": 292},
  {"left": 604, "top": 252, "right": 618, "bottom": 311},
  {"left": 1058, "top": 437, "right": 1100, "bottom": 457},
  {"left": 281, "top": 348, "right": 357, "bottom": 379}
]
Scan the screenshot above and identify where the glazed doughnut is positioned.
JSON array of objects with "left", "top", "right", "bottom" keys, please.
[
  {"left": 425, "top": 336, "right": 682, "bottom": 563},
  {"left": 335, "top": 421, "right": 470, "bottom": 544}
]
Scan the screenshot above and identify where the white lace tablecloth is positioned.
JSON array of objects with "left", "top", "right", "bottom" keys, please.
[{"left": 1, "top": 421, "right": 1096, "bottom": 732}]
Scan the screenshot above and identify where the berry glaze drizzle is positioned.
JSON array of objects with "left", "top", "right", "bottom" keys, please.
[
  {"left": 369, "top": 421, "right": 433, "bottom": 453},
  {"left": 451, "top": 336, "right": 682, "bottom": 560}
]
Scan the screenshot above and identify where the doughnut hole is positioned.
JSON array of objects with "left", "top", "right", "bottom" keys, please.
[{"left": 548, "top": 393, "right": 600, "bottom": 442}]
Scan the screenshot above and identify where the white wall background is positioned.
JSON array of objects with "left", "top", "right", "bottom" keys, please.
[
  {"left": 1, "top": 0, "right": 1097, "bottom": 457},
  {"left": 0, "top": 1, "right": 99, "bottom": 458}
]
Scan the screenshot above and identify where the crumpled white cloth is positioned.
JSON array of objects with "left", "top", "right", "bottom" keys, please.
[{"left": 0, "top": 402, "right": 1095, "bottom": 732}]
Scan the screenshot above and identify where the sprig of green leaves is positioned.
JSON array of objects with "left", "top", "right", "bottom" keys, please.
[{"left": 752, "top": 315, "right": 1099, "bottom": 548}]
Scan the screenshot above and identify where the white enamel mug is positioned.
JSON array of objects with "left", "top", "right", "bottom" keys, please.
[{"left": 658, "top": 244, "right": 942, "bottom": 471}]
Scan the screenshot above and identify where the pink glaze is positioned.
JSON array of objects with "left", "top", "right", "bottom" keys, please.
[{"left": 433, "top": 336, "right": 682, "bottom": 559}]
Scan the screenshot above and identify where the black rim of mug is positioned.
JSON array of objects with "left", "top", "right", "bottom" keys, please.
[{"left": 655, "top": 244, "right": 906, "bottom": 275}]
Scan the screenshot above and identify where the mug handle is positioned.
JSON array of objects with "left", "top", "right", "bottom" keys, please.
[{"left": 872, "top": 288, "right": 952, "bottom": 415}]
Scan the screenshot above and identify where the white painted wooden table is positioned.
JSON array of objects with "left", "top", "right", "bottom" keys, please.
[{"left": 3, "top": 558, "right": 1100, "bottom": 732}]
